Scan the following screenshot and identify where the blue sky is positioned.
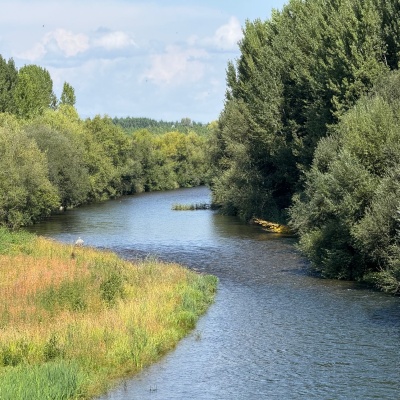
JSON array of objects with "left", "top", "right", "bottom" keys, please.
[{"left": 0, "top": 1, "right": 287, "bottom": 123}]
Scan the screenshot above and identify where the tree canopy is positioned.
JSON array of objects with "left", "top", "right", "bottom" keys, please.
[
  {"left": 13, "top": 65, "right": 56, "bottom": 118},
  {"left": 290, "top": 71, "right": 400, "bottom": 292},
  {"left": 208, "top": 0, "right": 400, "bottom": 292},
  {"left": 209, "top": 0, "right": 400, "bottom": 223},
  {"left": 0, "top": 60, "right": 209, "bottom": 229},
  {"left": 0, "top": 56, "right": 17, "bottom": 114}
]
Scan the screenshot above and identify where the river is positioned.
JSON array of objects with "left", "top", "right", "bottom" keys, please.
[{"left": 26, "top": 186, "right": 400, "bottom": 399}]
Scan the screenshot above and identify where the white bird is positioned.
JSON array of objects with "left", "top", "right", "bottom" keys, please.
[{"left": 75, "top": 237, "right": 84, "bottom": 247}]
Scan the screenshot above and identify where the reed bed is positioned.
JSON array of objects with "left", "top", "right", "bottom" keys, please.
[
  {"left": 0, "top": 228, "right": 217, "bottom": 399},
  {"left": 171, "top": 203, "right": 211, "bottom": 211}
]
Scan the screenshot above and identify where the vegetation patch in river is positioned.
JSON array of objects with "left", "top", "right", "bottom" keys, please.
[
  {"left": 172, "top": 203, "right": 211, "bottom": 211},
  {"left": 0, "top": 228, "right": 218, "bottom": 399}
]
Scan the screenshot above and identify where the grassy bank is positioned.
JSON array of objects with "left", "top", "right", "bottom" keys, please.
[{"left": 0, "top": 228, "right": 218, "bottom": 399}]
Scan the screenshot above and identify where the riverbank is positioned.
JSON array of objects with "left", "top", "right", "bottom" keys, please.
[{"left": 0, "top": 228, "right": 218, "bottom": 399}]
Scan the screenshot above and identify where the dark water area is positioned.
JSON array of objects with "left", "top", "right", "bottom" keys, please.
[{"left": 26, "top": 186, "right": 400, "bottom": 399}]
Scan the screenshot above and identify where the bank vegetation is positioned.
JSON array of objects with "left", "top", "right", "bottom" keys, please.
[
  {"left": 208, "top": 0, "right": 400, "bottom": 294},
  {"left": 0, "top": 57, "right": 211, "bottom": 229},
  {"left": 0, "top": 228, "right": 217, "bottom": 399}
]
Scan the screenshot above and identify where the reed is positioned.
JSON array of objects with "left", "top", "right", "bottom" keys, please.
[
  {"left": 171, "top": 203, "right": 210, "bottom": 210},
  {"left": 0, "top": 228, "right": 218, "bottom": 398}
]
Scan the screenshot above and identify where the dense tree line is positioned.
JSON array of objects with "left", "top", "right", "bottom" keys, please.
[
  {"left": 209, "top": 0, "right": 400, "bottom": 293},
  {"left": 113, "top": 116, "right": 209, "bottom": 136},
  {"left": 290, "top": 72, "right": 400, "bottom": 293},
  {"left": 0, "top": 57, "right": 208, "bottom": 229}
]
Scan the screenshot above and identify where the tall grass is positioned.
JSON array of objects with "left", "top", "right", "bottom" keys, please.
[
  {"left": 0, "top": 227, "right": 218, "bottom": 398},
  {"left": 0, "top": 361, "right": 85, "bottom": 400}
]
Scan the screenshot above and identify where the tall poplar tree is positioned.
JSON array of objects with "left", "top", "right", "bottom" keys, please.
[
  {"left": 0, "top": 56, "right": 18, "bottom": 113},
  {"left": 13, "top": 65, "right": 56, "bottom": 119},
  {"left": 60, "top": 81, "right": 76, "bottom": 107}
]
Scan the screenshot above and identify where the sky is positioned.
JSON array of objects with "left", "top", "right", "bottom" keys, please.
[{"left": 0, "top": 0, "right": 287, "bottom": 123}]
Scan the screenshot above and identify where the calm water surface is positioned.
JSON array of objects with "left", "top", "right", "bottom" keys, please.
[{"left": 27, "top": 187, "right": 400, "bottom": 399}]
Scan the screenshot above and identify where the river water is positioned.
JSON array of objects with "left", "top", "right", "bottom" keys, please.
[{"left": 26, "top": 187, "right": 400, "bottom": 399}]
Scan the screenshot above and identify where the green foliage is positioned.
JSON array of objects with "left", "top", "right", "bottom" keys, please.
[
  {"left": 1, "top": 340, "right": 31, "bottom": 367},
  {"left": 183, "top": 275, "right": 217, "bottom": 312},
  {"left": 38, "top": 280, "right": 88, "bottom": 314},
  {"left": 0, "top": 108, "right": 208, "bottom": 227},
  {"left": 83, "top": 115, "right": 142, "bottom": 199},
  {"left": 0, "top": 124, "right": 59, "bottom": 228},
  {"left": 24, "top": 123, "right": 90, "bottom": 208},
  {"left": 0, "top": 232, "right": 218, "bottom": 398},
  {"left": 43, "top": 334, "right": 65, "bottom": 361},
  {"left": 210, "top": 0, "right": 400, "bottom": 222},
  {"left": 0, "top": 227, "right": 35, "bottom": 255},
  {"left": 13, "top": 65, "right": 56, "bottom": 119},
  {"left": 175, "top": 310, "right": 196, "bottom": 330},
  {"left": 99, "top": 270, "right": 125, "bottom": 305},
  {"left": 129, "top": 129, "right": 207, "bottom": 192},
  {"left": 290, "top": 70, "right": 400, "bottom": 292},
  {"left": 60, "top": 81, "right": 76, "bottom": 107},
  {"left": 172, "top": 203, "right": 210, "bottom": 211},
  {"left": 0, "top": 52, "right": 210, "bottom": 227},
  {"left": 0, "top": 56, "right": 18, "bottom": 113},
  {"left": 290, "top": 142, "right": 376, "bottom": 279},
  {"left": 351, "top": 169, "right": 400, "bottom": 292},
  {"left": 209, "top": 0, "right": 400, "bottom": 293},
  {"left": 113, "top": 116, "right": 210, "bottom": 136},
  {"left": 0, "top": 361, "right": 86, "bottom": 400}
]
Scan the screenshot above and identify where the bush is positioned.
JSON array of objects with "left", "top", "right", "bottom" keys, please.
[{"left": 290, "top": 71, "right": 400, "bottom": 292}]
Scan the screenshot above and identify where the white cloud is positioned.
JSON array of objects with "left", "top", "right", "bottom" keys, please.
[
  {"left": 143, "top": 45, "right": 209, "bottom": 86},
  {"left": 19, "top": 29, "right": 89, "bottom": 61},
  {"left": 19, "top": 42, "right": 47, "bottom": 62},
  {"left": 94, "top": 31, "right": 136, "bottom": 50},
  {"left": 4, "top": 1, "right": 268, "bottom": 122},
  {"left": 213, "top": 16, "right": 243, "bottom": 50},
  {"left": 191, "top": 16, "right": 243, "bottom": 51},
  {"left": 51, "top": 29, "right": 90, "bottom": 57},
  {"left": 18, "top": 28, "right": 137, "bottom": 62}
]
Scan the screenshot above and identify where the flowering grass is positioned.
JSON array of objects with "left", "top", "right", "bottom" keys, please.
[{"left": 0, "top": 228, "right": 218, "bottom": 399}]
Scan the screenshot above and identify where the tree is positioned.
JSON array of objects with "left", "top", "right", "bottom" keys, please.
[
  {"left": 13, "top": 64, "right": 56, "bottom": 119},
  {"left": 84, "top": 115, "right": 133, "bottom": 197},
  {"left": 24, "top": 123, "right": 90, "bottom": 209},
  {"left": 210, "top": 0, "right": 399, "bottom": 222},
  {"left": 0, "top": 125, "right": 59, "bottom": 228},
  {"left": 60, "top": 81, "right": 76, "bottom": 107},
  {"left": 289, "top": 136, "right": 377, "bottom": 279},
  {"left": 0, "top": 56, "right": 18, "bottom": 113},
  {"left": 130, "top": 129, "right": 175, "bottom": 192},
  {"left": 289, "top": 70, "right": 400, "bottom": 292}
]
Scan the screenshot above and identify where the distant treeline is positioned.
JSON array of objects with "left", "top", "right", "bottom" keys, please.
[
  {"left": 113, "top": 116, "right": 210, "bottom": 136},
  {"left": 0, "top": 55, "right": 209, "bottom": 229},
  {"left": 209, "top": 0, "right": 400, "bottom": 294}
]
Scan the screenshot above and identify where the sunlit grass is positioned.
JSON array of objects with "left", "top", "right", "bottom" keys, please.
[
  {"left": 0, "top": 360, "right": 86, "bottom": 400},
  {"left": 0, "top": 228, "right": 218, "bottom": 398}
]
